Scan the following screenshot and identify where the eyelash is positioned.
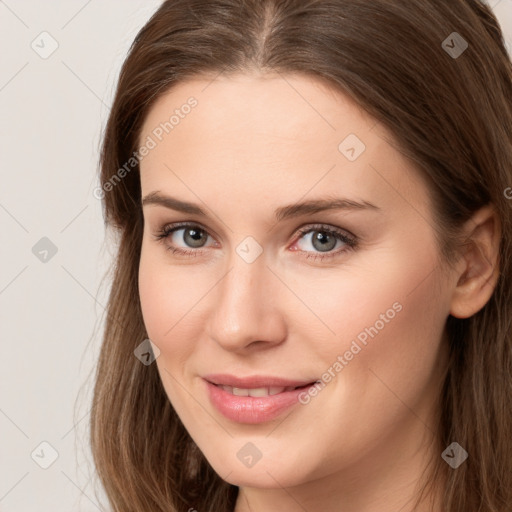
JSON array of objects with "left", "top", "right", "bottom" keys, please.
[{"left": 152, "top": 221, "right": 358, "bottom": 261}]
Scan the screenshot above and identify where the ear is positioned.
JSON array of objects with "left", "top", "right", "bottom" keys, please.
[{"left": 449, "top": 204, "right": 501, "bottom": 319}]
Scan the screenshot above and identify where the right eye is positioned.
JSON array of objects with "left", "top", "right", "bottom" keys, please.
[{"left": 153, "top": 222, "right": 218, "bottom": 256}]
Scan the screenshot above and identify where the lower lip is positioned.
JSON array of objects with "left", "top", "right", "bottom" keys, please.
[{"left": 204, "top": 380, "right": 316, "bottom": 424}]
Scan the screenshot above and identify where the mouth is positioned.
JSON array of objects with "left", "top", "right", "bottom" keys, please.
[
  {"left": 203, "top": 375, "right": 320, "bottom": 424},
  {"left": 210, "top": 382, "right": 315, "bottom": 397},
  {"left": 203, "top": 373, "right": 318, "bottom": 389}
]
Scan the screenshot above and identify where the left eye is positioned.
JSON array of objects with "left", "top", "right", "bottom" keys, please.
[{"left": 293, "top": 227, "right": 354, "bottom": 253}]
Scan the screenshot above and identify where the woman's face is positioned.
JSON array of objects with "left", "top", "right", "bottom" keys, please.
[{"left": 138, "top": 73, "right": 454, "bottom": 495}]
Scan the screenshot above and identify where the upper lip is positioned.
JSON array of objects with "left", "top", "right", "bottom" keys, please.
[{"left": 203, "top": 374, "right": 318, "bottom": 389}]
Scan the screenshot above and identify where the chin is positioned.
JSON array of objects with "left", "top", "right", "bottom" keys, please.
[
  {"left": 219, "top": 465, "right": 303, "bottom": 489},
  {"left": 203, "top": 444, "right": 315, "bottom": 489}
]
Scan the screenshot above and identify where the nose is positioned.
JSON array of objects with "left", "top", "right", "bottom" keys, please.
[{"left": 206, "top": 252, "right": 287, "bottom": 353}]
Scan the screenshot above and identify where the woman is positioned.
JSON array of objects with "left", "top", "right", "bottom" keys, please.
[{"left": 90, "top": 1, "right": 512, "bottom": 511}]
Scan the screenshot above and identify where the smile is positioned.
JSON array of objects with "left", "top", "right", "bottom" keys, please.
[
  {"left": 203, "top": 375, "right": 319, "bottom": 423},
  {"left": 217, "top": 384, "right": 311, "bottom": 397}
]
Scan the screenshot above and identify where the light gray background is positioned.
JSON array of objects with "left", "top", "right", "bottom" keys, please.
[{"left": 0, "top": 1, "right": 511, "bottom": 511}]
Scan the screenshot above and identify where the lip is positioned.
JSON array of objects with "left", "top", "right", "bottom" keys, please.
[{"left": 203, "top": 374, "right": 319, "bottom": 424}]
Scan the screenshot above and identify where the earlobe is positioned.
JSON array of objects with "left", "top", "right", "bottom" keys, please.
[{"left": 449, "top": 205, "right": 501, "bottom": 319}]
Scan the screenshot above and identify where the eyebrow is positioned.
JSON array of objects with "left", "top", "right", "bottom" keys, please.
[{"left": 141, "top": 191, "right": 380, "bottom": 222}]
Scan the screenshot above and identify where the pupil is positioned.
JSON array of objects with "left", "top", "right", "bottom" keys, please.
[
  {"left": 313, "top": 231, "right": 336, "bottom": 252},
  {"left": 185, "top": 228, "right": 206, "bottom": 248}
]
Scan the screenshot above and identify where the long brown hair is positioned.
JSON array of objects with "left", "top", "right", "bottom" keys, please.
[{"left": 90, "top": 1, "right": 512, "bottom": 510}]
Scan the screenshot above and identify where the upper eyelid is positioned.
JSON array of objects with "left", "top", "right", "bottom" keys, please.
[{"left": 295, "top": 223, "right": 354, "bottom": 237}]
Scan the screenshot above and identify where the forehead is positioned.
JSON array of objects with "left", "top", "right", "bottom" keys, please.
[
  {"left": 140, "top": 73, "right": 377, "bottom": 152},
  {"left": 138, "top": 73, "right": 430, "bottom": 218}
]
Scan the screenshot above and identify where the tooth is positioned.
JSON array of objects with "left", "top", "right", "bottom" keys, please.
[
  {"left": 232, "top": 387, "right": 250, "bottom": 396},
  {"left": 269, "top": 386, "right": 286, "bottom": 395},
  {"left": 248, "top": 387, "right": 269, "bottom": 397},
  {"left": 220, "top": 386, "right": 293, "bottom": 396}
]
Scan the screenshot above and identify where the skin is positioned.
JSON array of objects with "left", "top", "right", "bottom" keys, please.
[{"left": 137, "top": 73, "right": 500, "bottom": 512}]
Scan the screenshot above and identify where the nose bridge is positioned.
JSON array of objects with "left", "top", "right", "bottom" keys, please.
[{"left": 207, "top": 250, "right": 285, "bottom": 351}]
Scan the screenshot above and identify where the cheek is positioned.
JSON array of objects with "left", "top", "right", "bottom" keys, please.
[
  {"left": 291, "top": 241, "right": 448, "bottom": 398},
  {"left": 138, "top": 244, "right": 219, "bottom": 351},
  {"left": 138, "top": 250, "right": 200, "bottom": 406},
  {"left": 323, "top": 249, "right": 449, "bottom": 425},
  {"left": 138, "top": 245, "right": 187, "bottom": 347},
  {"left": 279, "top": 257, "right": 434, "bottom": 361},
  {"left": 138, "top": 252, "right": 168, "bottom": 339}
]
